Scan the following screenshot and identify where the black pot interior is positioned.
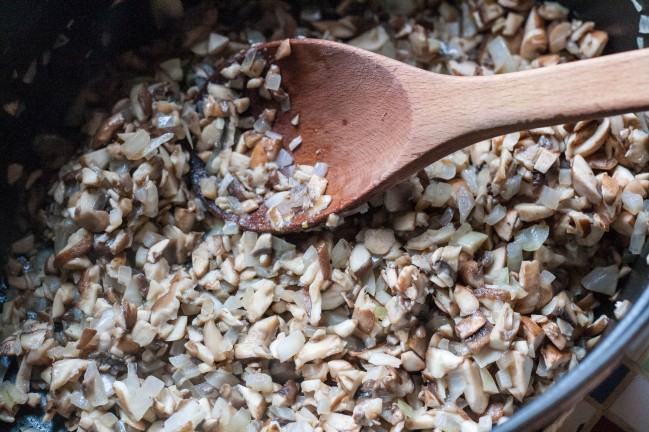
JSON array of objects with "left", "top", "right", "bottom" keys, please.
[{"left": 0, "top": 1, "right": 648, "bottom": 431}]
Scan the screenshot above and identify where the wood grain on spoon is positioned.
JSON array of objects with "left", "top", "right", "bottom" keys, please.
[{"left": 194, "top": 38, "right": 649, "bottom": 233}]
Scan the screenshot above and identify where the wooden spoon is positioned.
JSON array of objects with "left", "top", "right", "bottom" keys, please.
[{"left": 192, "top": 39, "right": 649, "bottom": 233}]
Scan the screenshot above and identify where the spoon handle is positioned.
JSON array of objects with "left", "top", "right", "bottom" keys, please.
[{"left": 407, "top": 48, "right": 649, "bottom": 164}]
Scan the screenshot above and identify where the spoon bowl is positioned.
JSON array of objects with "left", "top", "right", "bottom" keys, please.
[{"left": 193, "top": 39, "right": 649, "bottom": 233}]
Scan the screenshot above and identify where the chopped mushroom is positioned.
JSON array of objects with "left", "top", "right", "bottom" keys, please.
[
  {"left": 0, "top": 1, "right": 629, "bottom": 429},
  {"left": 572, "top": 155, "right": 602, "bottom": 204},
  {"left": 516, "top": 260, "right": 541, "bottom": 313},
  {"left": 454, "top": 285, "right": 479, "bottom": 316},
  {"left": 424, "top": 347, "right": 463, "bottom": 379},
  {"left": 54, "top": 228, "right": 93, "bottom": 267},
  {"left": 294, "top": 335, "right": 346, "bottom": 368},
  {"left": 235, "top": 316, "right": 279, "bottom": 359},
  {"left": 456, "top": 311, "right": 487, "bottom": 339},
  {"left": 364, "top": 229, "right": 396, "bottom": 255},
  {"left": 461, "top": 359, "right": 488, "bottom": 414},
  {"left": 51, "top": 359, "right": 89, "bottom": 392}
]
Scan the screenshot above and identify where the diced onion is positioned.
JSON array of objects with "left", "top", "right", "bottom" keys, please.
[
  {"left": 367, "top": 353, "right": 401, "bottom": 367},
  {"left": 264, "top": 130, "right": 282, "bottom": 141},
  {"left": 487, "top": 36, "right": 517, "bottom": 73},
  {"left": 373, "top": 305, "right": 387, "bottom": 320},
  {"left": 540, "top": 270, "right": 556, "bottom": 288},
  {"left": 270, "top": 331, "right": 305, "bottom": 362},
  {"left": 427, "top": 160, "right": 456, "bottom": 180},
  {"left": 349, "top": 26, "right": 389, "bottom": 52},
  {"left": 423, "top": 181, "right": 453, "bottom": 207},
  {"left": 479, "top": 368, "right": 499, "bottom": 394},
  {"left": 313, "top": 162, "right": 329, "bottom": 177},
  {"left": 501, "top": 175, "right": 522, "bottom": 200},
  {"left": 456, "top": 231, "right": 488, "bottom": 255},
  {"left": 495, "top": 369, "right": 513, "bottom": 389},
  {"left": 159, "top": 58, "right": 183, "bottom": 82},
  {"left": 478, "top": 416, "right": 492, "bottom": 432},
  {"left": 537, "top": 186, "right": 562, "bottom": 210},
  {"left": 396, "top": 399, "right": 414, "bottom": 418},
  {"left": 449, "top": 223, "right": 473, "bottom": 245},
  {"left": 559, "top": 168, "right": 572, "bottom": 185},
  {"left": 208, "top": 33, "right": 229, "bottom": 54},
  {"left": 265, "top": 73, "right": 282, "bottom": 91},
  {"left": 582, "top": 265, "right": 619, "bottom": 295},
  {"left": 461, "top": 168, "right": 478, "bottom": 195},
  {"left": 205, "top": 370, "right": 239, "bottom": 388},
  {"left": 269, "top": 406, "right": 296, "bottom": 421},
  {"left": 275, "top": 149, "right": 294, "bottom": 168},
  {"left": 484, "top": 204, "right": 506, "bottom": 225},
  {"left": 163, "top": 400, "right": 204, "bottom": 432},
  {"left": 253, "top": 117, "right": 271, "bottom": 133},
  {"left": 447, "top": 369, "right": 465, "bottom": 402},
  {"left": 265, "top": 191, "right": 290, "bottom": 208},
  {"left": 70, "top": 391, "right": 90, "bottom": 410},
  {"left": 456, "top": 185, "right": 475, "bottom": 223},
  {"left": 117, "top": 266, "right": 132, "bottom": 286},
  {"left": 218, "top": 174, "right": 234, "bottom": 196},
  {"left": 622, "top": 191, "right": 644, "bottom": 215},
  {"left": 222, "top": 221, "right": 239, "bottom": 235},
  {"left": 515, "top": 224, "right": 550, "bottom": 251},
  {"left": 507, "top": 242, "right": 523, "bottom": 272},
  {"left": 244, "top": 372, "right": 273, "bottom": 393},
  {"left": 630, "top": 211, "right": 649, "bottom": 254},
  {"left": 122, "top": 129, "right": 150, "bottom": 160},
  {"left": 288, "top": 135, "right": 303, "bottom": 151},
  {"left": 473, "top": 348, "right": 503, "bottom": 368},
  {"left": 435, "top": 411, "right": 463, "bottom": 431}
]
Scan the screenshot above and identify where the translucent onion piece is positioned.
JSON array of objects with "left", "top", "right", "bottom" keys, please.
[
  {"left": 473, "top": 348, "right": 503, "bottom": 368},
  {"left": 479, "top": 368, "right": 498, "bottom": 394},
  {"left": 265, "top": 72, "right": 282, "bottom": 91},
  {"left": 367, "top": 353, "right": 401, "bottom": 367},
  {"left": 456, "top": 185, "right": 475, "bottom": 223},
  {"left": 427, "top": 160, "right": 456, "bottom": 180},
  {"left": 622, "top": 191, "right": 644, "bottom": 215},
  {"left": 222, "top": 221, "right": 240, "bottom": 235},
  {"left": 163, "top": 399, "right": 203, "bottom": 432},
  {"left": 559, "top": 168, "right": 572, "bottom": 185},
  {"left": 313, "top": 162, "right": 329, "bottom": 177},
  {"left": 270, "top": 331, "right": 305, "bottom": 362},
  {"left": 630, "top": 211, "right": 649, "bottom": 254},
  {"left": 275, "top": 149, "right": 294, "bottom": 168},
  {"left": 396, "top": 399, "right": 414, "bottom": 418},
  {"left": 423, "top": 181, "right": 453, "bottom": 207},
  {"left": 456, "top": 231, "right": 488, "bottom": 255},
  {"left": 581, "top": 265, "right": 619, "bottom": 295},
  {"left": 244, "top": 372, "right": 273, "bottom": 393},
  {"left": 484, "top": 204, "right": 506, "bottom": 226},
  {"left": 537, "top": 186, "right": 562, "bottom": 210},
  {"left": 487, "top": 36, "right": 517, "bottom": 73},
  {"left": 288, "top": 135, "right": 302, "bottom": 151},
  {"left": 264, "top": 190, "right": 290, "bottom": 208},
  {"left": 515, "top": 224, "right": 550, "bottom": 252},
  {"left": 349, "top": 26, "right": 390, "bottom": 52},
  {"left": 501, "top": 175, "right": 522, "bottom": 200},
  {"left": 205, "top": 370, "right": 239, "bottom": 388},
  {"left": 447, "top": 369, "right": 465, "bottom": 402},
  {"left": 264, "top": 130, "right": 282, "bottom": 141},
  {"left": 208, "top": 33, "right": 229, "bottom": 54},
  {"left": 507, "top": 242, "right": 523, "bottom": 272},
  {"left": 462, "top": 167, "right": 479, "bottom": 195},
  {"left": 122, "top": 129, "right": 150, "bottom": 160}
]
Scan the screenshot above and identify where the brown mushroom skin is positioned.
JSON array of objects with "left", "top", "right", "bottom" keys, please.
[{"left": 458, "top": 254, "right": 485, "bottom": 289}]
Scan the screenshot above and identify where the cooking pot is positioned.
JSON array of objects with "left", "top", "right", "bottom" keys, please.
[{"left": 1, "top": 1, "right": 649, "bottom": 431}]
